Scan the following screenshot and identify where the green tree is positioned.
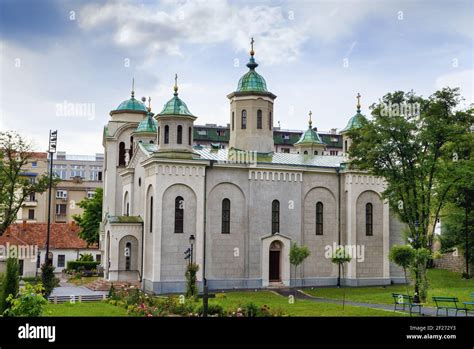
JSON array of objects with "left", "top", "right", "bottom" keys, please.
[
  {"left": 0, "top": 257, "right": 19, "bottom": 313},
  {"left": 349, "top": 88, "right": 473, "bottom": 301},
  {"left": 0, "top": 132, "right": 57, "bottom": 235},
  {"left": 331, "top": 247, "right": 352, "bottom": 309},
  {"left": 389, "top": 245, "right": 415, "bottom": 295},
  {"left": 40, "top": 263, "right": 59, "bottom": 297},
  {"left": 289, "top": 242, "right": 310, "bottom": 291},
  {"left": 73, "top": 188, "right": 103, "bottom": 246}
]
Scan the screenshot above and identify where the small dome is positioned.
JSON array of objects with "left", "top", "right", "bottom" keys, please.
[
  {"left": 295, "top": 127, "right": 325, "bottom": 146},
  {"left": 159, "top": 95, "right": 194, "bottom": 116},
  {"left": 136, "top": 113, "right": 157, "bottom": 133},
  {"left": 114, "top": 97, "right": 148, "bottom": 113},
  {"left": 341, "top": 112, "right": 366, "bottom": 133}
]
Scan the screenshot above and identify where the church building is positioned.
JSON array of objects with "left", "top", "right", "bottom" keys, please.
[{"left": 101, "top": 40, "right": 405, "bottom": 294}]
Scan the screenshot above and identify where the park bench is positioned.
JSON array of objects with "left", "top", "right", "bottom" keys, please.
[
  {"left": 432, "top": 296, "right": 469, "bottom": 316},
  {"left": 462, "top": 293, "right": 474, "bottom": 311},
  {"left": 392, "top": 293, "right": 422, "bottom": 316}
]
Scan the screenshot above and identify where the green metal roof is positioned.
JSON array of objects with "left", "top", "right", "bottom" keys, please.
[
  {"left": 294, "top": 125, "right": 325, "bottom": 146},
  {"left": 159, "top": 93, "right": 194, "bottom": 116},
  {"left": 114, "top": 96, "right": 148, "bottom": 113},
  {"left": 136, "top": 113, "right": 157, "bottom": 133},
  {"left": 341, "top": 112, "right": 366, "bottom": 133},
  {"left": 236, "top": 56, "right": 267, "bottom": 92}
]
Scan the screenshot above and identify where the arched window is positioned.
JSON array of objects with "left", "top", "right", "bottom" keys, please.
[
  {"left": 269, "top": 111, "right": 272, "bottom": 130},
  {"left": 241, "top": 110, "right": 247, "bottom": 129},
  {"left": 232, "top": 112, "right": 235, "bottom": 131},
  {"left": 118, "top": 142, "right": 126, "bottom": 166},
  {"left": 344, "top": 140, "right": 348, "bottom": 153},
  {"left": 366, "top": 203, "right": 373, "bottom": 236},
  {"left": 125, "top": 242, "right": 131, "bottom": 270},
  {"left": 164, "top": 125, "right": 169, "bottom": 144},
  {"left": 304, "top": 150, "right": 308, "bottom": 155},
  {"left": 175, "top": 196, "right": 184, "bottom": 234},
  {"left": 272, "top": 200, "right": 280, "bottom": 234},
  {"left": 188, "top": 127, "right": 192, "bottom": 145},
  {"left": 316, "top": 202, "right": 323, "bottom": 235},
  {"left": 129, "top": 136, "right": 134, "bottom": 158},
  {"left": 149, "top": 140, "right": 154, "bottom": 144},
  {"left": 157, "top": 126, "right": 160, "bottom": 145},
  {"left": 177, "top": 125, "right": 183, "bottom": 144},
  {"left": 221, "top": 198, "right": 230, "bottom": 234},
  {"left": 257, "top": 109, "right": 262, "bottom": 129},
  {"left": 149, "top": 196, "right": 153, "bottom": 233},
  {"left": 314, "top": 151, "right": 318, "bottom": 155}
]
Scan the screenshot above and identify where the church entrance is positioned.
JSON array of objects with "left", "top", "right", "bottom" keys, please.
[{"left": 269, "top": 241, "right": 281, "bottom": 282}]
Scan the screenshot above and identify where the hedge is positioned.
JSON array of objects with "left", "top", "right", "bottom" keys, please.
[{"left": 66, "top": 261, "right": 100, "bottom": 271}]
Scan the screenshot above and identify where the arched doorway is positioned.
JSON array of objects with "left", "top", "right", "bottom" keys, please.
[{"left": 269, "top": 241, "right": 282, "bottom": 282}]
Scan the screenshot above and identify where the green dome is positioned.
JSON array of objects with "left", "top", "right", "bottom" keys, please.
[
  {"left": 236, "top": 57, "right": 268, "bottom": 92},
  {"left": 341, "top": 112, "right": 366, "bottom": 133},
  {"left": 136, "top": 113, "right": 157, "bottom": 133},
  {"left": 115, "top": 96, "right": 148, "bottom": 113},
  {"left": 159, "top": 94, "right": 194, "bottom": 116},
  {"left": 295, "top": 126, "right": 324, "bottom": 146}
]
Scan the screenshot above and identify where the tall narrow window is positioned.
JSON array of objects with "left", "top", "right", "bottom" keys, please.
[
  {"left": 257, "top": 109, "right": 262, "bottom": 129},
  {"left": 149, "top": 196, "right": 153, "bottom": 233},
  {"left": 366, "top": 203, "right": 373, "bottom": 236},
  {"left": 232, "top": 112, "right": 235, "bottom": 131},
  {"left": 316, "top": 202, "right": 323, "bottom": 235},
  {"left": 164, "top": 125, "right": 169, "bottom": 144},
  {"left": 344, "top": 140, "right": 348, "bottom": 153},
  {"left": 157, "top": 126, "right": 160, "bottom": 144},
  {"left": 272, "top": 200, "right": 280, "bottom": 234},
  {"left": 269, "top": 111, "right": 272, "bottom": 130},
  {"left": 125, "top": 242, "right": 131, "bottom": 270},
  {"left": 177, "top": 125, "right": 183, "bottom": 144},
  {"left": 119, "top": 142, "right": 126, "bottom": 166},
  {"left": 188, "top": 127, "right": 192, "bottom": 145},
  {"left": 241, "top": 110, "right": 247, "bottom": 129},
  {"left": 129, "top": 136, "right": 134, "bottom": 158},
  {"left": 222, "top": 198, "right": 230, "bottom": 234},
  {"left": 175, "top": 196, "right": 184, "bottom": 234}
]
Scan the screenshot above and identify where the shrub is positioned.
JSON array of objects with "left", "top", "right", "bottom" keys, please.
[
  {"left": 66, "top": 261, "right": 100, "bottom": 271},
  {"left": 185, "top": 263, "right": 199, "bottom": 298},
  {"left": 242, "top": 302, "right": 260, "bottom": 317},
  {"left": 3, "top": 283, "right": 47, "bottom": 317},
  {"left": 41, "top": 263, "right": 59, "bottom": 297},
  {"left": 0, "top": 258, "right": 20, "bottom": 313},
  {"left": 78, "top": 253, "right": 94, "bottom": 262},
  {"left": 196, "top": 303, "right": 224, "bottom": 317}
]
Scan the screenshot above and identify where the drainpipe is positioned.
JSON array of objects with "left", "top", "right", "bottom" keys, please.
[
  {"left": 202, "top": 160, "right": 215, "bottom": 317},
  {"left": 336, "top": 167, "right": 341, "bottom": 287}
]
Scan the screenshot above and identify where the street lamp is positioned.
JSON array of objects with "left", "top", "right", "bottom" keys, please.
[
  {"left": 45, "top": 130, "right": 57, "bottom": 265},
  {"left": 189, "top": 234, "right": 195, "bottom": 265}
]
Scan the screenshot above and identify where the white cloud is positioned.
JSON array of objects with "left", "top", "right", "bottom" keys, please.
[{"left": 435, "top": 69, "right": 474, "bottom": 107}]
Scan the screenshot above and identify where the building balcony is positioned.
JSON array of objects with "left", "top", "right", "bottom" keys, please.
[{"left": 23, "top": 200, "right": 38, "bottom": 207}]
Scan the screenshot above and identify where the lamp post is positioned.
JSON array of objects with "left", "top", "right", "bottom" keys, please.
[
  {"left": 45, "top": 130, "right": 57, "bottom": 265},
  {"left": 189, "top": 234, "right": 195, "bottom": 265}
]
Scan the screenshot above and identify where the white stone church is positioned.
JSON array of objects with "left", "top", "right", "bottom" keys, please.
[{"left": 100, "top": 42, "right": 405, "bottom": 294}]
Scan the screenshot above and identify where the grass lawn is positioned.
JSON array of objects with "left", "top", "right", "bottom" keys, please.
[
  {"left": 67, "top": 276, "right": 99, "bottom": 286},
  {"left": 207, "top": 290, "right": 408, "bottom": 316},
  {"left": 303, "top": 269, "right": 474, "bottom": 307},
  {"left": 43, "top": 301, "right": 128, "bottom": 317}
]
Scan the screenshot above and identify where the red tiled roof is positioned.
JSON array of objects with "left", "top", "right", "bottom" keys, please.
[
  {"left": 27, "top": 152, "right": 48, "bottom": 159},
  {"left": 0, "top": 223, "right": 98, "bottom": 249}
]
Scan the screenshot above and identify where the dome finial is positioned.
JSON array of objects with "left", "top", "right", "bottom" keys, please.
[
  {"left": 246, "top": 38, "right": 258, "bottom": 70},
  {"left": 308, "top": 110, "right": 313, "bottom": 128},
  {"left": 131, "top": 77, "right": 135, "bottom": 99},
  {"left": 250, "top": 37, "right": 255, "bottom": 56},
  {"left": 356, "top": 92, "right": 361, "bottom": 113},
  {"left": 147, "top": 96, "right": 152, "bottom": 112},
  {"left": 174, "top": 73, "right": 179, "bottom": 95}
]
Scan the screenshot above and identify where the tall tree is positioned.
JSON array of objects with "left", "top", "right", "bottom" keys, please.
[
  {"left": 73, "top": 188, "right": 103, "bottom": 246},
  {"left": 348, "top": 88, "right": 473, "bottom": 301},
  {"left": 0, "top": 132, "right": 54, "bottom": 235}
]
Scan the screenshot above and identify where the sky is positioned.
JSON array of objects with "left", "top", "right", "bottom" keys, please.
[{"left": 0, "top": 0, "right": 472, "bottom": 155}]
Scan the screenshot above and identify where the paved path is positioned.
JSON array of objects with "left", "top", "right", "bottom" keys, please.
[
  {"left": 50, "top": 285, "right": 107, "bottom": 297},
  {"left": 273, "top": 288, "right": 474, "bottom": 317}
]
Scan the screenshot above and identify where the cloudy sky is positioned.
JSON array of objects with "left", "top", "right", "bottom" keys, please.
[{"left": 0, "top": 0, "right": 472, "bottom": 154}]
